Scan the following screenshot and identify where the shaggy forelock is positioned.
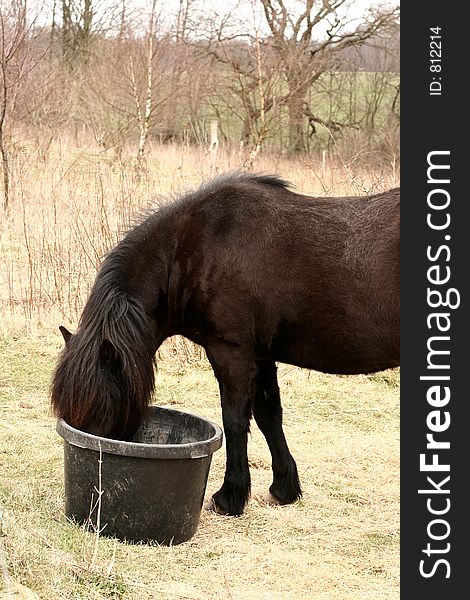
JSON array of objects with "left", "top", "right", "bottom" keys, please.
[{"left": 51, "top": 288, "right": 155, "bottom": 431}]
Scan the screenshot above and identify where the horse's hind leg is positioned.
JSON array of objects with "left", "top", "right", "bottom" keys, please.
[
  {"left": 253, "top": 361, "right": 302, "bottom": 505},
  {"left": 206, "top": 344, "right": 257, "bottom": 516}
]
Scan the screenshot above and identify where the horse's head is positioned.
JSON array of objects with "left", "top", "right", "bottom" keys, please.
[{"left": 51, "top": 322, "right": 155, "bottom": 440}]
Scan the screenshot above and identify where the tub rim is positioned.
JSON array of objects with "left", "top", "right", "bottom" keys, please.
[{"left": 56, "top": 405, "right": 223, "bottom": 459}]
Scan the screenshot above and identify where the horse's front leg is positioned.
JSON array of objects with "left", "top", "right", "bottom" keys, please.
[{"left": 206, "top": 344, "right": 257, "bottom": 516}]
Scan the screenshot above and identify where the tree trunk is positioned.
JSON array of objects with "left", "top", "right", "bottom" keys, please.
[
  {"left": 136, "top": 2, "right": 156, "bottom": 167},
  {"left": 0, "top": 58, "right": 9, "bottom": 212},
  {"left": 0, "top": 128, "right": 9, "bottom": 213},
  {"left": 286, "top": 86, "right": 308, "bottom": 153}
]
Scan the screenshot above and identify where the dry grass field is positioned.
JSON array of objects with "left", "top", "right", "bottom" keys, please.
[{"left": 0, "top": 141, "right": 399, "bottom": 599}]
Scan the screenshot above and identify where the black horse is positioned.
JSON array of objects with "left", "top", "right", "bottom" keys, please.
[{"left": 51, "top": 173, "right": 400, "bottom": 516}]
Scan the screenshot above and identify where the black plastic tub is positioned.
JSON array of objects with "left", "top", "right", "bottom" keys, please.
[{"left": 56, "top": 406, "right": 223, "bottom": 545}]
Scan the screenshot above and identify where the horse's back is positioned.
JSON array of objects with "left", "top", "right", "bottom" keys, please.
[{"left": 164, "top": 177, "right": 399, "bottom": 375}]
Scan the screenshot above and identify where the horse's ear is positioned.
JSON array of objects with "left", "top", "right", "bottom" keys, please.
[
  {"left": 99, "top": 338, "right": 118, "bottom": 366},
  {"left": 59, "top": 326, "right": 73, "bottom": 346}
]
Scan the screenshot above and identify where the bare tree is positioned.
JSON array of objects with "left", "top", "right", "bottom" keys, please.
[
  {"left": 60, "top": 0, "right": 122, "bottom": 68},
  {"left": 88, "top": 1, "right": 180, "bottom": 162},
  {"left": 243, "top": 6, "right": 269, "bottom": 168},
  {"left": 308, "top": 23, "right": 399, "bottom": 154},
  {"left": 134, "top": 0, "right": 157, "bottom": 165},
  {"left": 162, "top": 0, "right": 205, "bottom": 142},
  {"left": 207, "top": 4, "right": 283, "bottom": 161},
  {"left": 0, "top": 1, "right": 48, "bottom": 212},
  {"left": 61, "top": 0, "right": 94, "bottom": 66},
  {"left": 259, "top": 0, "right": 399, "bottom": 152},
  {"left": 0, "top": 0, "right": 399, "bottom": 167}
]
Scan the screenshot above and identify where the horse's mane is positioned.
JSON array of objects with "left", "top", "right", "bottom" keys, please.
[
  {"left": 51, "top": 273, "right": 155, "bottom": 431},
  {"left": 200, "top": 172, "right": 292, "bottom": 194}
]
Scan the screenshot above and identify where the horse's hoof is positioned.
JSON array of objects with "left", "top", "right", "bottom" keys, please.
[
  {"left": 204, "top": 498, "right": 229, "bottom": 515},
  {"left": 264, "top": 491, "right": 281, "bottom": 505},
  {"left": 252, "top": 491, "right": 281, "bottom": 506}
]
